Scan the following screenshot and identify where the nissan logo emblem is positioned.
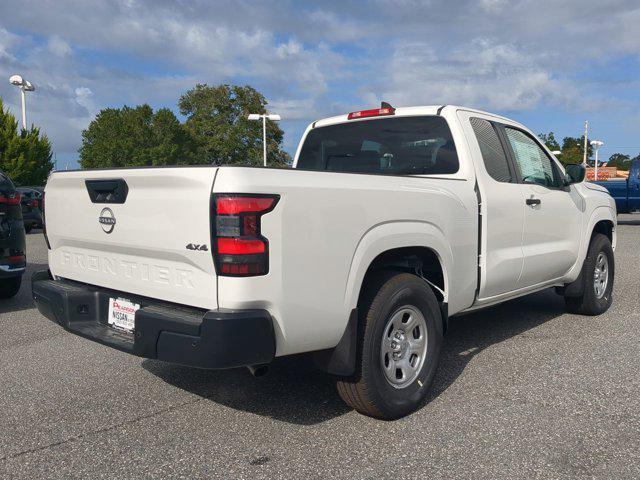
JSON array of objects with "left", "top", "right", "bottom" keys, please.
[{"left": 99, "top": 207, "right": 116, "bottom": 234}]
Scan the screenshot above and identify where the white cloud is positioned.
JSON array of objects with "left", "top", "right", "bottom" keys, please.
[
  {"left": 368, "top": 39, "right": 568, "bottom": 111},
  {"left": 48, "top": 35, "right": 71, "bottom": 57},
  {"left": 0, "top": 27, "right": 21, "bottom": 62},
  {"left": 479, "top": 0, "right": 508, "bottom": 13},
  {"left": 0, "top": 0, "right": 639, "bottom": 163},
  {"left": 74, "top": 87, "right": 93, "bottom": 111}
]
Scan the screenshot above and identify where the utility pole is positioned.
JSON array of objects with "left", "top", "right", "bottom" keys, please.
[
  {"left": 9, "top": 75, "right": 36, "bottom": 130},
  {"left": 20, "top": 88, "right": 26, "bottom": 129},
  {"left": 590, "top": 140, "right": 604, "bottom": 181},
  {"left": 262, "top": 115, "right": 267, "bottom": 167},
  {"left": 582, "top": 120, "right": 589, "bottom": 166},
  {"left": 247, "top": 113, "right": 282, "bottom": 166}
]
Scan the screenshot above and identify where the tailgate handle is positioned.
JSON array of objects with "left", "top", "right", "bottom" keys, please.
[{"left": 85, "top": 179, "right": 129, "bottom": 204}]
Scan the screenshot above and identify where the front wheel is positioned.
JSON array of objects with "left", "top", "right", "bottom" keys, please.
[
  {"left": 336, "top": 272, "right": 443, "bottom": 419},
  {"left": 565, "top": 233, "right": 614, "bottom": 315}
]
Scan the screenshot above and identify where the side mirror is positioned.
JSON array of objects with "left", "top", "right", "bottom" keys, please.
[{"left": 564, "top": 163, "right": 586, "bottom": 185}]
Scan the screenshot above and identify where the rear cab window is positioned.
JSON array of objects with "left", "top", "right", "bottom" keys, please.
[
  {"left": 469, "top": 117, "right": 513, "bottom": 183},
  {"left": 296, "top": 116, "right": 459, "bottom": 175}
]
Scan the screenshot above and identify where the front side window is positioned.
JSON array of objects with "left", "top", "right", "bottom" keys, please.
[
  {"left": 297, "top": 116, "right": 459, "bottom": 175},
  {"left": 505, "top": 128, "right": 558, "bottom": 188},
  {"left": 470, "top": 117, "right": 512, "bottom": 183}
]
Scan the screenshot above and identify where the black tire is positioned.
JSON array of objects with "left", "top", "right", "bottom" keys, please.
[
  {"left": 24, "top": 224, "right": 32, "bottom": 234},
  {"left": 0, "top": 276, "right": 22, "bottom": 299},
  {"left": 336, "top": 272, "right": 443, "bottom": 420},
  {"left": 564, "top": 233, "right": 614, "bottom": 315}
]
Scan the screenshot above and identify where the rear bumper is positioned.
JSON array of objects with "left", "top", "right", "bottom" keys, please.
[
  {"left": 31, "top": 270, "right": 275, "bottom": 369},
  {"left": 0, "top": 263, "right": 25, "bottom": 278}
]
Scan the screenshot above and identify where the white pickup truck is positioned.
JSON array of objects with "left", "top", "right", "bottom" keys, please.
[{"left": 33, "top": 105, "right": 616, "bottom": 419}]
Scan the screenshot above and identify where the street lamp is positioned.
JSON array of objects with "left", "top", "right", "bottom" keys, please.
[
  {"left": 248, "top": 113, "right": 281, "bottom": 166},
  {"left": 9, "top": 74, "right": 36, "bottom": 130},
  {"left": 590, "top": 140, "right": 604, "bottom": 181}
]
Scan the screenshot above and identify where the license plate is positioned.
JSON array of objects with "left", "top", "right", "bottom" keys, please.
[{"left": 107, "top": 297, "right": 140, "bottom": 332}]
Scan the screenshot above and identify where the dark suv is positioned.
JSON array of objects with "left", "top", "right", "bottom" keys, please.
[
  {"left": 17, "top": 187, "right": 43, "bottom": 233},
  {"left": 0, "top": 172, "right": 26, "bottom": 298}
]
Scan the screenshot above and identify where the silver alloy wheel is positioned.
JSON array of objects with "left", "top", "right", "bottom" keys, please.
[
  {"left": 380, "top": 306, "right": 428, "bottom": 389},
  {"left": 593, "top": 252, "right": 609, "bottom": 299}
]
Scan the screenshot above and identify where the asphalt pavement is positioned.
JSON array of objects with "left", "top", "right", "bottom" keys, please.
[{"left": 1, "top": 215, "right": 639, "bottom": 479}]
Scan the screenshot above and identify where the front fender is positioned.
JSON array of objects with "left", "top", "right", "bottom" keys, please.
[{"left": 565, "top": 205, "right": 616, "bottom": 282}]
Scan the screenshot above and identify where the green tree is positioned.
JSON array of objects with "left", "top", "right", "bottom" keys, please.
[
  {"left": 538, "top": 132, "right": 560, "bottom": 152},
  {"left": 607, "top": 153, "right": 632, "bottom": 171},
  {"left": 558, "top": 136, "right": 593, "bottom": 165},
  {"left": 0, "top": 98, "right": 53, "bottom": 185},
  {"left": 179, "top": 84, "right": 290, "bottom": 167},
  {"left": 79, "top": 105, "right": 194, "bottom": 168}
]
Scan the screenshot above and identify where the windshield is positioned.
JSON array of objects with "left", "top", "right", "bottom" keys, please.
[
  {"left": 18, "top": 189, "right": 35, "bottom": 198},
  {"left": 296, "top": 116, "right": 459, "bottom": 175},
  {"left": 0, "top": 172, "right": 14, "bottom": 190}
]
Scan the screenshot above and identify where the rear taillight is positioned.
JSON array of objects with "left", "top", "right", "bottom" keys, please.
[
  {"left": 0, "top": 192, "right": 21, "bottom": 206},
  {"left": 212, "top": 194, "right": 279, "bottom": 276},
  {"left": 8, "top": 254, "right": 25, "bottom": 266}
]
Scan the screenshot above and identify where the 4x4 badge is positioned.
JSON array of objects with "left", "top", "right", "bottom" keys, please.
[{"left": 186, "top": 243, "right": 208, "bottom": 251}]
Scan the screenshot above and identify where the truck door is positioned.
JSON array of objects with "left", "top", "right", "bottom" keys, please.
[
  {"left": 458, "top": 111, "right": 525, "bottom": 298},
  {"left": 501, "top": 126, "right": 581, "bottom": 288}
]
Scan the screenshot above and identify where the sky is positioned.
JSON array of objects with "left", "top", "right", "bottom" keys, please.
[{"left": 1, "top": 0, "right": 639, "bottom": 169}]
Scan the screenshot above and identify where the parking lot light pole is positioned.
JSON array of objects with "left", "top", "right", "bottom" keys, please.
[
  {"left": 590, "top": 140, "right": 604, "bottom": 181},
  {"left": 9, "top": 74, "right": 36, "bottom": 130},
  {"left": 248, "top": 113, "right": 281, "bottom": 166}
]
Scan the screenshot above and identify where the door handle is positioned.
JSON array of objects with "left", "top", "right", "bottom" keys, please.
[{"left": 526, "top": 197, "right": 541, "bottom": 206}]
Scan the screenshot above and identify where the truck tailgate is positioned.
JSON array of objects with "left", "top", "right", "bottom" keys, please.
[{"left": 44, "top": 167, "right": 218, "bottom": 309}]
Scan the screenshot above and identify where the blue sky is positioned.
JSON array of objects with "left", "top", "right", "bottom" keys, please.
[{"left": 1, "top": 0, "right": 639, "bottom": 168}]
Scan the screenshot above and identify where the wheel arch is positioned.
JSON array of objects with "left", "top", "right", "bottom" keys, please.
[
  {"left": 561, "top": 206, "right": 616, "bottom": 297},
  {"left": 592, "top": 218, "right": 614, "bottom": 244},
  {"left": 344, "top": 221, "right": 453, "bottom": 311},
  {"left": 314, "top": 222, "right": 452, "bottom": 376},
  {"left": 565, "top": 206, "right": 616, "bottom": 282}
]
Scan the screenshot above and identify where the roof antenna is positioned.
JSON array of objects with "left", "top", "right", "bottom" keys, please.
[{"left": 381, "top": 101, "right": 393, "bottom": 109}]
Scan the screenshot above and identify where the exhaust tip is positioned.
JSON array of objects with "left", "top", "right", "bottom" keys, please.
[{"left": 247, "top": 364, "right": 270, "bottom": 377}]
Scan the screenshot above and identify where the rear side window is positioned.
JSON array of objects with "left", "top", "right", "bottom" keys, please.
[
  {"left": 470, "top": 117, "right": 512, "bottom": 183},
  {"left": 505, "top": 127, "right": 559, "bottom": 188},
  {"left": 297, "top": 116, "right": 459, "bottom": 175}
]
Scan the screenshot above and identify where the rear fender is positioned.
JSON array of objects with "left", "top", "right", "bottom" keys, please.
[
  {"left": 344, "top": 221, "right": 452, "bottom": 311},
  {"left": 315, "top": 222, "right": 451, "bottom": 376}
]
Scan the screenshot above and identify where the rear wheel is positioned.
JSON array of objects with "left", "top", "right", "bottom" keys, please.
[
  {"left": 564, "top": 233, "right": 614, "bottom": 315},
  {"left": 336, "top": 272, "right": 443, "bottom": 419},
  {"left": 0, "top": 276, "right": 22, "bottom": 299}
]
